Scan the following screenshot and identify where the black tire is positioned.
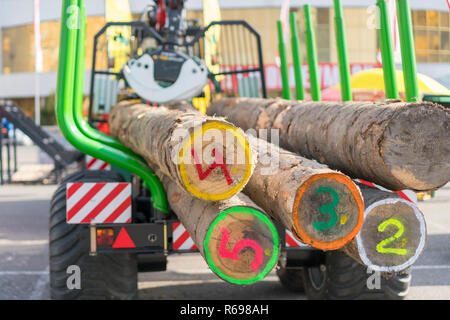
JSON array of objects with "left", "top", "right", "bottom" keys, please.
[
  {"left": 49, "top": 170, "right": 138, "bottom": 300},
  {"left": 302, "top": 251, "right": 411, "bottom": 300},
  {"left": 276, "top": 266, "right": 304, "bottom": 293}
]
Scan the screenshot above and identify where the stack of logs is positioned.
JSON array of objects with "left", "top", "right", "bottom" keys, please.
[{"left": 108, "top": 98, "right": 449, "bottom": 283}]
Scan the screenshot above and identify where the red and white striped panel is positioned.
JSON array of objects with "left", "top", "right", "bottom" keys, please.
[
  {"left": 66, "top": 182, "right": 132, "bottom": 224},
  {"left": 355, "top": 179, "right": 417, "bottom": 204},
  {"left": 172, "top": 222, "right": 197, "bottom": 251},
  {"left": 172, "top": 222, "right": 310, "bottom": 250},
  {"left": 86, "top": 155, "right": 111, "bottom": 171},
  {"left": 285, "top": 230, "right": 310, "bottom": 248}
]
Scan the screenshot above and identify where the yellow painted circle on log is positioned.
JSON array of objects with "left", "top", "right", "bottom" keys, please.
[{"left": 178, "top": 121, "right": 253, "bottom": 201}]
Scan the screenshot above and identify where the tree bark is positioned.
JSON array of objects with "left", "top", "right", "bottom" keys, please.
[
  {"left": 244, "top": 134, "right": 364, "bottom": 250},
  {"left": 342, "top": 183, "right": 427, "bottom": 273},
  {"left": 164, "top": 103, "right": 365, "bottom": 250},
  {"left": 207, "top": 98, "right": 450, "bottom": 191},
  {"left": 159, "top": 172, "right": 280, "bottom": 285},
  {"left": 109, "top": 101, "right": 255, "bottom": 201}
]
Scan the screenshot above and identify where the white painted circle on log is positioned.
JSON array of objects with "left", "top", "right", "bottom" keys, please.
[{"left": 356, "top": 198, "right": 426, "bottom": 273}]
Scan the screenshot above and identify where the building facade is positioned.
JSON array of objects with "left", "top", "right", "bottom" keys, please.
[{"left": 0, "top": 0, "right": 449, "bottom": 116}]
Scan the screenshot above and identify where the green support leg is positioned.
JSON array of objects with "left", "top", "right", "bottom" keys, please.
[
  {"left": 304, "top": 5, "right": 321, "bottom": 101},
  {"left": 333, "top": 0, "right": 352, "bottom": 101},
  {"left": 277, "top": 20, "right": 291, "bottom": 100},
  {"left": 396, "top": 0, "right": 420, "bottom": 102},
  {"left": 290, "top": 12, "right": 305, "bottom": 100},
  {"left": 377, "top": 0, "right": 400, "bottom": 100},
  {"left": 56, "top": 0, "right": 168, "bottom": 213}
]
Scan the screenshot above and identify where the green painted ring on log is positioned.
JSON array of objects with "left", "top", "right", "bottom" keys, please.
[
  {"left": 356, "top": 198, "right": 427, "bottom": 273},
  {"left": 204, "top": 206, "right": 280, "bottom": 285}
]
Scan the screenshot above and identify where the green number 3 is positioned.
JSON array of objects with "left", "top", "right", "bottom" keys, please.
[
  {"left": 376, "top": 219, "right": 408, "bottom": 256},
  {"left": 313, "top": 187, "right": 339, "bottom": 231}
]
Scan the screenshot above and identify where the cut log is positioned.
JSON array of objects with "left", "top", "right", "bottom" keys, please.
[
  {"left": 160, "top": 173, "right": 280, "bottom": 285},
  {"left": 207, "top": 98, "right": 450, "bottom": 191},
  {"left": 342, "top": 183, "right": 427, "bottom": 273},
  {"left": 245, "top": 135, "right": 364, "bottom": 250},
  {"left": 164, "top": 103, "right": 365, "bottom": 250},
  {"left": 109, "top": 101, "right": 254, "bottom": 201}
]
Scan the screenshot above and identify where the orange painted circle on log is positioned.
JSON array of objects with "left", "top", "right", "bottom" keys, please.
[{"left": 292, "top": 173, "right": 364, "bottom": 250}]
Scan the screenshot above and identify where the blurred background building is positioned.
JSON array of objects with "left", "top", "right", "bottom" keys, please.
[{"left": 0, "top": 0, "right": 449, "bottom": 121}]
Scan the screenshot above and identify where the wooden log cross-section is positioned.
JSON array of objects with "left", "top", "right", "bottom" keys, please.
[
  {"left": 207, "top": 98, "right": 450, "bottom": 192},
  {"left": 109, "top": 101, "right": 254, "bottom": 201},
  {"left": 160, "top": 173, "right": 280, "bottom": 285},
  {"left": 164, "top": 103, "right": 365, "bottom": 250},
  {"left": 342, "top": 183, "right": 427, "bottom": 273},
  {"left": 244, "top": 135, "right": 364, "bottom": 250}
]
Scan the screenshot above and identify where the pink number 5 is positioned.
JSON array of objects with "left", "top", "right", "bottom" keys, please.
[{"left": 218, "top": 227, "right": 264, "bottom": 271}]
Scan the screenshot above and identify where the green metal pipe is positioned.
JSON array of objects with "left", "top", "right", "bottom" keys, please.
[
  {"left": 56, "top": 0, "right": 168, "bottom": 213},
  {"left": 396, "top": 0, "right": 419, "bottom": 102},
  {"left": 73, "top": 2, "right": 135, "bottom": 156},
  {"left": 377, "top": 0, "right": 399, "bottom": 99},
  {"left": 277, "top": 20, "right": 291, "bottom": 99},
  {"left": 333, "top": 0, "right": 352, "bottom": 101},
  {"left": 289, "top": 12, "right": 305, "bottom": 100},
  {"left": 303, "top": 5, "right": 321, "bottom": 101}
]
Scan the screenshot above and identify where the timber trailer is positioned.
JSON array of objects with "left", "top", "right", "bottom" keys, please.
[{"left": 50, "top": 0, "right": 411, "bottom": 300}]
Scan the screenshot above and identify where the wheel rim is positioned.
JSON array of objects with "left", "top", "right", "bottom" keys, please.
[{"left": 307, "top": 266, "right": 327, "bottom": 290}]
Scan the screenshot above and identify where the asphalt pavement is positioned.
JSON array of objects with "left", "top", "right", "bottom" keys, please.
[{"left": 0, "top": 147, "right": 449, "bottom": 300}]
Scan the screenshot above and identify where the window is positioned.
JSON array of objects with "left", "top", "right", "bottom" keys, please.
[
  {"left": 441, "top": 31, "right": 450, "bottom": 51},
  {"left": 428, "top": 30, "right": 440, "bottom": 51},
  {"left": 1, "top": 25, "right": 34, "bottom": 73},
  {"left": 317, "top": 25, "right": 330, "bottom": 61},
  {"left": 413, "top": 11, "right": 450, "bottom": 63},
  {"left": 316, "top": 8, "right": 331, "bottom": 62},
  {"left": 440, "top": 12, "right": 449, "bottom": 28},
  {"left": 2, "top": 17, "right": 107, "bottom": 74},
  {"left": 427, "top": 11, "right": 439, "bottom": 27},
  {"left": 414, "top": 11, "right": 427, "bottom": 26}
]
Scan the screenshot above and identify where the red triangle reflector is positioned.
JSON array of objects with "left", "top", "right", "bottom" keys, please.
[{"left": 112, "top": 227, "right": 135, "bottom": 248}]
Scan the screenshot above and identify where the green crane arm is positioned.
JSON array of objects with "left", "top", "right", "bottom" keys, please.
[{"left": 56, "top": 0, "right": 168, "bottom": 213}]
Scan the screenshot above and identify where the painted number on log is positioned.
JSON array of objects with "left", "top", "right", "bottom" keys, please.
[
  {"left": 313, "top": 187, "right": 339, "bottom": 231},
  {"left": 191, "top": 148, "right": 232, "bottom": 185},
  {"left": 218, "top": 227, "right": 264, "bottom": 271},
  {"left": 376, "top": 219, "right": 408, "bottom": 256}
]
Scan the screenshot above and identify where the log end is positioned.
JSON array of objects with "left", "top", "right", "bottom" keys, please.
[
  {"left": 292, "top": 173, "right": 365, "bottom": 250},
  {"left": 203, "top": 206, "right": 280, "bottom": 285},
  {"left": 382, "top": 103, "right": 450, "bottom": 191},
  {"left": 178, "top": 120, "right": 254, "bottom": 201},
  {"left": 355, "top": 198, "right": 427, "bottom": 273}
]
